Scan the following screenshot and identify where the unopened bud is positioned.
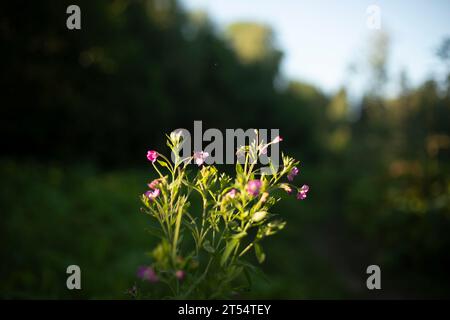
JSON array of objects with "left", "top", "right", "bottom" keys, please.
[{"left": 252, "top": 211, "right": 268, "bottom": 222}]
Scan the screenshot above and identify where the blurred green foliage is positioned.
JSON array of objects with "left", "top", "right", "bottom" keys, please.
[
  {"left": 0, "top": 160, "right": 350, "bottom": 299},
  {"left": 1, "top": 0, "right": 449, "bottom": 298},
  {"left": 0, "top": 161, "right": 151, "bottom": 298}
]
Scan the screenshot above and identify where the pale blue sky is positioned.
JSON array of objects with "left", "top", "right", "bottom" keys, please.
[{"left": 180, "top": 0, "right": 450, "bottom": 95}]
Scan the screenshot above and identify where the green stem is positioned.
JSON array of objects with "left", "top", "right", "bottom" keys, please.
[
  {"left": 239, "top": 243, "right": 254, "bottom": 257},
  {"left": 172, "top": 205, "right": 183, "bottom": 263},
  {"left": 158, "top": 153, "right": 175, "bottom": 173},
  {"left": 152, "top": 162, "right": 164, "bottom": 178}
]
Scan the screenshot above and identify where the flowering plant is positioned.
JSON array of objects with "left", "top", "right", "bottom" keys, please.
[{"left": 134, "top": 131, "right": 309, "bottom": 299}]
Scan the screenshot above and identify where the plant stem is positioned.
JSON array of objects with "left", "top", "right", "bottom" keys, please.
[
  {"left": 239, "top": 243, "right": 254, "bottom": 257},
  {"left": 172, "top": 205, "right": 183, "bottom": 263}
]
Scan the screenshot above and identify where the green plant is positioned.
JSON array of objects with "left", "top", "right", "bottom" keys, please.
[{"left": 135, "top": 131, "right": 309, "bottom": 299}]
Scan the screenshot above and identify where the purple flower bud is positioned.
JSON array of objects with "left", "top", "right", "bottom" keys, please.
[
  {"left": 287, "top": 167, "right": 299, "bottom": 182},
  {"left": 296, "top": 184, "right": 309, "bottom": 200},
  {"left": 145, "top": 188, "right": 160, "bottom": 202},
  {"left": 272, "top": 136, "right": 283, "bottom": 143},
  {"left": 137, "top": 266, "right": 158, "bottom": 283}
]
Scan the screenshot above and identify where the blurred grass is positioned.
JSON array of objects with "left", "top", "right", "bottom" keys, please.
[{"left": 0, "top": 159, "right": 352, "bottom": 299}]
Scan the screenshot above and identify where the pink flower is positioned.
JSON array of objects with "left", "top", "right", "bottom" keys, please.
[
  {"left": 193, "top": 151, "right": 209, "bottom": 166},
  {"left": 137, "top": 266, "right": 158, "bottom": 283},
  {"left": 145, "top": 188, "right": 160, "bottom": 202},
  {"left": 175, "top": 270, "right": 185, "bottom": 281},
  {"left": 296, "top": 184, "right": 309, "bottom": 200},
  {"left": 147, "top": 150, "right": 159, "bottom": 163},
  {"left": 148, "top": 178, "right": 162, "bottom": 189},
  {"left": 287, "top": 167, "right": 299, "bottom": 181},
  {"left": 272, "top": 136, "right": 283, "bottom": 143},
  {"left": 246, "top": 179, "right": 262, "bottom": 197},
  {"left": 226, "top": 189, "right": 238, "bottom": 198},
  {"left": 260, "top": 136, "right": 283, "bottom": 155}
]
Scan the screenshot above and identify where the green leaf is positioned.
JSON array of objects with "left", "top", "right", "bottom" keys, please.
[
  {"left": 208, "top": 190, "right": 216, "bottom": 200},
  {"left": 220, "top": 231, "right": 247, "bottom": 266},
  {"left": 254, "top": 243, "right": 266, "bottom": 264},
  {"left": 236, "top": 162, "right": 243, "bottom": 175},
  {"left": 157, "top": 160, "right": 169, "bottom": 168},
  {"left": 202, "top": 240, "right": 215, "bottom": 253},
  {"left": 220, "top": 238, "right": 239, "bottom": 266}
]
